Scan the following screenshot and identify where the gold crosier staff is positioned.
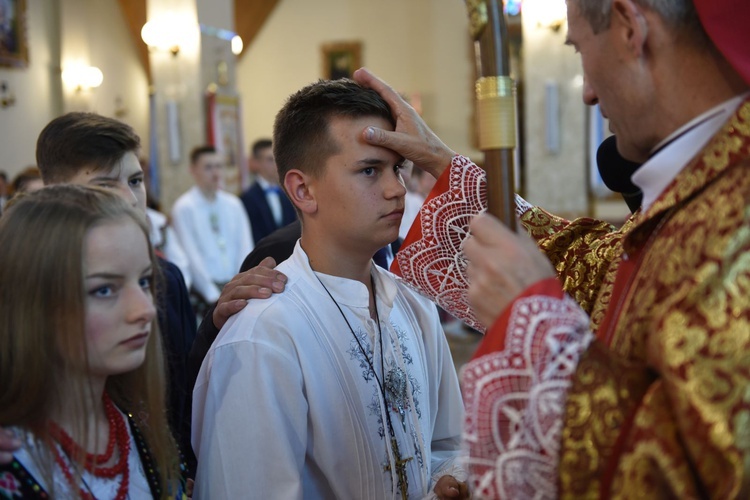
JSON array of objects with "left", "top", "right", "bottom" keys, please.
[{"left": 465, "top": 0, "right": 517, "bottom": 230}]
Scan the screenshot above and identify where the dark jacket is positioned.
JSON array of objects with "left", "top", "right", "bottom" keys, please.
[
  {"left": 157, "top": 258, "right": 197, "bottom": 476},
  {"left": 240, "top": 181, "right": 297, "bottom": 245}
]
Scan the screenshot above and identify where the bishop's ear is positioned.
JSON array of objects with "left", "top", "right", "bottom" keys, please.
[
  {"left": 611, "top": 0, "right": 649, "bottom": 58},
  {"left": 284, "top": 169, "right": 317, "bottom": 215}
]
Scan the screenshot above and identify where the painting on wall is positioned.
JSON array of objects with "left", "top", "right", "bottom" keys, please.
[
  {"left": 207, "top": 92, "right": 247, "bottom": 194},
  {"left": 0, "top": 0, "right": 28, "bottom": 68},
  {"left": 321, "top": 41, "right": 362, "bottom": 80}
]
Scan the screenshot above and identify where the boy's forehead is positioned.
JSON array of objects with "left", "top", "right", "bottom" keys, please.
[
  {"left": 68, "top": 152, "right": 141, "bottom": 183},
  {"left": 195, "top": 152, "right": 223, "bottom": 166},
  {"left": 67, "top": 164, "right": 117, "bottom": 182},
  {"left": 327, "top": 114, "right": 395, "bottom": 145},
  {"left": 102, "top": 152, "right": 143, "bottom": 177},
  {"left": 337, "top": 113, "right": 394, "bottom": 130}
]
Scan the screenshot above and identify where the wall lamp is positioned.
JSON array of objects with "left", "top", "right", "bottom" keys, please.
[
  {"left": 61, "top": 65, "right": 104, "bottom": 92},
  {"left": 141, "top": 17, "right": 198, "bottom": 56}
]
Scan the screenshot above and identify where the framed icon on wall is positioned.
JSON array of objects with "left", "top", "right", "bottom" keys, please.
[
  {"left": 207, "top": 92, "right": 247, "bottom": 194},
  {"left": 0, "top": 0, "right": 28, "bottom": 68},
  {"left": 321, "top": 41, "right": 362, "bottom": 80}
]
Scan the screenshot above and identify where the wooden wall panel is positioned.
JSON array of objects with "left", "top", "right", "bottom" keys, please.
[
  {"left": 115, "top": 0, "right": 150, "bottom": 82},
  {"left": 234, "top": 0, "right": 281, "bottom": 55}
]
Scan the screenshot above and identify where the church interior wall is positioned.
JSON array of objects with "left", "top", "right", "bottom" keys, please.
[
  {"left": 0, "top": 0, "right": 149, "bottom": 182},
  {"left": 0, "top": 0, "right": 62, "bottom": 177},
  {"left": 236, "top": 0, "right": 482, "bottom": 169},
  {"left": 0, "top": 0, "right": 625, "bottom": 219}
]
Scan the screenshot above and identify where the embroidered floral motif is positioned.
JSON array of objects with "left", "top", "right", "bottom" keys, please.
[
  {"left": 393, "top": 326, "right": 413, "bottom": 366},
  {"left": 347, "top": 322, "right": 429, "bottom": 475},
  {"left": 409, "top": 427, "right": 426, "bottom": 470},
  {"left": 348, "top": 325, "right": 423, "bottom": 435},
  {"left": 347, "top": 329, "right": 376, "bottom": 384},
  {"left": 390, "top": 325, "right": 421, "bottom": 421}
]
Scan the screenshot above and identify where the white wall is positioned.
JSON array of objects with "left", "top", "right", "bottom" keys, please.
[
  {"left": 522, "top": 12, "right": 588, "bottom": 216},
  {"left": 521, "top": 0, "right": 627, "bottom": 219},
  {"left": 237, "top": 0, "right": 481, "bottom": 163},
  {"left": 0, "top": 0, "right": 607, "bottom": 217},
  {"left": 0, "top": 0, "right": 62, "bottom": 177},
  {"left": 60, "top": 0, "right": 149, "bottom": 148},
  {"left": 83, "top": 0, "right": 150, "bottom": 139},
  {"left": 237, "top": 0, "right": 607, "bottom": 217},
  {"left": 0, "top": 0, "right": 149, "bottom": 182}
]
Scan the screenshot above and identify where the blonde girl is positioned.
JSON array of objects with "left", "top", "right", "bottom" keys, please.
[{"left": 0, "top": 185, "right": 182, "bottom": 499}]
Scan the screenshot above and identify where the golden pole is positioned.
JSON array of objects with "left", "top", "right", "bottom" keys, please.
[{"left": 465, "top": 0, "right": 517, "bottom": 230}]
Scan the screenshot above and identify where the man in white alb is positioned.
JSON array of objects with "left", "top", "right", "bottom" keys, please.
[
  {"left": 192, "top": 80, "right": 468, "bottom": 499},
  {"left": 171, "top": 145, "right": 253, "bottom": 305}
]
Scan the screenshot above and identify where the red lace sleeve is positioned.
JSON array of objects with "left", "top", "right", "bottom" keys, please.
[{"left": 392, "top": 156, "right": 490, "bottom": 331}]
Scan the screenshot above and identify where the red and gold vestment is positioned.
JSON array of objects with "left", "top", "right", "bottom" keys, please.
[{"left": 393, "top": 100, "right": 750, "bottom": 498}]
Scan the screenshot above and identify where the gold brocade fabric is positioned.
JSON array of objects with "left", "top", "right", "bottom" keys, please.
[
  {"left": 559, "top": 101, "right": 750, "bottom": 498},
  {"left": 398, "top": 103, "right": 750, "bottom": 496},
  {"left": 520, "top": 207, "right": 637, "bottom": 334},
  {"left": 559, "top": 341, "right": 655, "bottom": 497}
]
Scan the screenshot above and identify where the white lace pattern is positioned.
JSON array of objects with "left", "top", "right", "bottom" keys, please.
[
  {"left": 460, "top": 293, "right": 593, "bottom": 499},
  {"left": 395, "top": 156, "right": 533, "bottom": 331}
]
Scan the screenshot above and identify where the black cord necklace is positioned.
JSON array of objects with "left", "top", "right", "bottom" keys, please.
[{"left": 312, "top": 271, "right": 413, "bottom": 500}]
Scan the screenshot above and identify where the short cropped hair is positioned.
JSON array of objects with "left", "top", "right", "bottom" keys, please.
[
  {"left": 273, "top": 78, "right": 395, "bottom": 183},
  {"left": 251, "top": 139, "right": 273, "bottom": 158},
  {"left": 190, "top": 145, "right": 217, "bottom": 165},
  {"left": 36, "top": 112, "right": 140, "bottom": 184}
]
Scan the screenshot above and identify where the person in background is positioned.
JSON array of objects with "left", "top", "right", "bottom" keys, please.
[
  {"left": 240, "top": 138, "right": 297, "bottom": 244},
  {"left": 171, "top": 146, "right": 253, "bottom": 311},
  {"left": 398, "top": 163, "right": 435, "bottom": 240},
  {"left": 139, "top": 156, "right": 192, "bottom": 290},
  {"left": 8, "top": 166, "right": 43, "bottom": 197},
  {"left": 0, "top": 185, "right": 183, "bottom": 498}
]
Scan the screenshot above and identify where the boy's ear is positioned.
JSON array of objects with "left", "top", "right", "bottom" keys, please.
[{"left": 284, "top": 169, "right": 317, "bottom": 215}]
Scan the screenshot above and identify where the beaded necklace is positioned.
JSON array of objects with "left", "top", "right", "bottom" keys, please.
[{"left": 48, "top": 393, "right": 130, "bottom": 500}]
